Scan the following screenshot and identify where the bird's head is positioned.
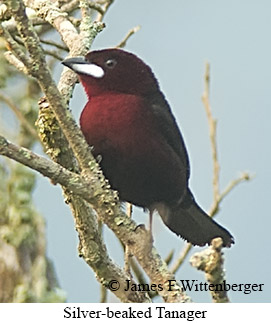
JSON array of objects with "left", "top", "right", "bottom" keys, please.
[{"left": 62, "top": 48, "right": 160, "bottom": 97}]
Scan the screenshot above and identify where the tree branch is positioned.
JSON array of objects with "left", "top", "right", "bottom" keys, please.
[
  {"left": 39, "top": 38, "right": 68, "bottom": 51},
  {"left": 0, "top": 133, "right": 191, "bottom": 302},
  {"left": 0, "top": 136, "right": 150, "bottom": 302},
  {"left": 190, "top": 238, "right": 230, "bottom": 303},
  {"left": 1, "top": 0, "right": 191, "bottom": 302}
]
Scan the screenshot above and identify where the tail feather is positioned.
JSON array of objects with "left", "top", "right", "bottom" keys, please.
[{"left": 157, "top": 190, "right": 234, "bottom": 247}]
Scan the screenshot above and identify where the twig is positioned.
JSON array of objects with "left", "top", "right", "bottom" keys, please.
[
  {"left": 61, "top": 0, "right": 105, "bottom": 15},
  {"left": 0, "top": 93, "right": 39, "bottom": 140},
  {"left": 208, "top": 172, "right": 252, "bottom": 217},
  {"left": 24, "top": 0, "right": 82, "bottom": 50},
  {"left": 171, "top": 243, "right": 192, "bottom": 274},
  {"left": 3, "top": 51, "right": 28, "bottom": 74},
  {"left": 116, "top": 26, "right": 141, "bottom": 48},
  {"left": 44, "top": 49, "right": 64, "bottom": 61},
  {"left": 190, "top": 238, "right": 230, "bottom": 303},
  {"left": 164, "top": 249, "right": 174, "bottom": 266},
  {"left": 88, "top": 1, "right": 106, "bottom": 15},
  {"left": 0, "top": 24, "right": 31, "bottom": 71},
  {"left": 202, "top": 62, "right": 220, "bottom": 201},
  {"left": 13, "top": 34, "right": 64, "bottom": 61},
  {"left": 40, "top": 38, "right": 68, "bottom": 51},
  {"left": 96, "top": 0, "right": 114, "bottom": 22},
  {"left": 171, "top": 62, "right": 252, "bottom": 274},
  {"left": 60, "top": 0, "right": 80, "bottom": 13}
]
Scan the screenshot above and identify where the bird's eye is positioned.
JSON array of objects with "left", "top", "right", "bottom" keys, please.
[{"left": 105, "top": 58, "right": 117, "bottom": 69}]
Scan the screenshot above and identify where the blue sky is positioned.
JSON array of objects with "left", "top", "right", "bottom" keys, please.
[{"left": 29, "top": 0, "right": 271, "bottom": 302}]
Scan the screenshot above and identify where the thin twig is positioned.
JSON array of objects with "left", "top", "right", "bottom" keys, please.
[
  {"left": 208, "top": 172, "right": 252, "bottom": 217},
  {"left": 164, "top": 249, "right": 174, "bottom": 266},
  {"left": 96, "top": 0, "right": 114, "bottom": 22},
  {"left": 116, "top": 26, "right": 141, "bottom": 48},
  {"left": 40, "top": 38, "right": 68, "bottom": 51},
  {"left": 171, "top": 243, "right": 192, "bottom": 274},
  {"left": 14, "top": 34, "right": 64, "bottom": 61},
  {"left": 202, "top": 62, "right": 220, "bottom": 202},
  {"left": 43, "top": 49, "right": 64, "bottom": 61},
  {"left": 61, "top": 0, "right": 105, "bottom": 15},
  {"left": 171, "top": 62, "right": 252, "bottom": 274},
  {"left": 0, "top": 24, "right": 31, "bottom": 71},
  {"left": 88, "top": 1, "right": 105, "bottom": 15},
  {"left": 0, "top": 93, "right": 39, "bottom": 140}
]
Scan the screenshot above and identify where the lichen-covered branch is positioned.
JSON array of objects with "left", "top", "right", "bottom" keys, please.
[
  {"left": 0, "top": 163, "right": 65, "bottom": 302},
  {"left": 0, "top": 0, "right": 192, "bottom": 297},
  {"left": 1, "top": 0, "right": 193, "bottom": 302},
  {"left": 0, "top": 74, "right": 64, "bottom": 302},
  {"left": 0, "top": 133, "right": 191, "bottom": 302},
  {"left": 36, "top": 104, "right": 149, "bottom": 303},
  {"left": 190, "top": 238, "right": 230, "bottom": 303},
  {"left": 1, "top": 0, "right": 150, "bottom": 302},
  {"left": 0, "top": 134, "right": 103, "bottom": 201}
]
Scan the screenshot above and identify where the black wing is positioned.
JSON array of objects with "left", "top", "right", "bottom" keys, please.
[{"left": 147, "top": 90, "right": 190, "bottom": 180}]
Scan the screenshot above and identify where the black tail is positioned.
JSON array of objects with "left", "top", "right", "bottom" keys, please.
[{"left": 158, "top": 189, "right": 234, "bottom": 247}]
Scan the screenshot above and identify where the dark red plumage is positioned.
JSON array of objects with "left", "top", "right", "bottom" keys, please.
[{"left": 62, "top": 49, "right": 234, "bottom": 247}]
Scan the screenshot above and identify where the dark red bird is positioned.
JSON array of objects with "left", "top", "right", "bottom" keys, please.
[{"left": 62, "top": 48, "right": 234, "bottom": 247}]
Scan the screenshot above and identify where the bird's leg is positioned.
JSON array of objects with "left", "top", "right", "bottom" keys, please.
[
  {"left": 148, "top": 209, "right": 154, "bottom": 244},
  {"left": 133, "top": 208, "right": 154, "bottom": 245}
]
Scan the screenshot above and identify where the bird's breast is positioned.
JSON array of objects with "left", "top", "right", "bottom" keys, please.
[
  {"left": 80, "top": 93, "right": 153, "bottom": 152},
  {"left": 80, "top": 92, "right": 187, "bottom": 207}
]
